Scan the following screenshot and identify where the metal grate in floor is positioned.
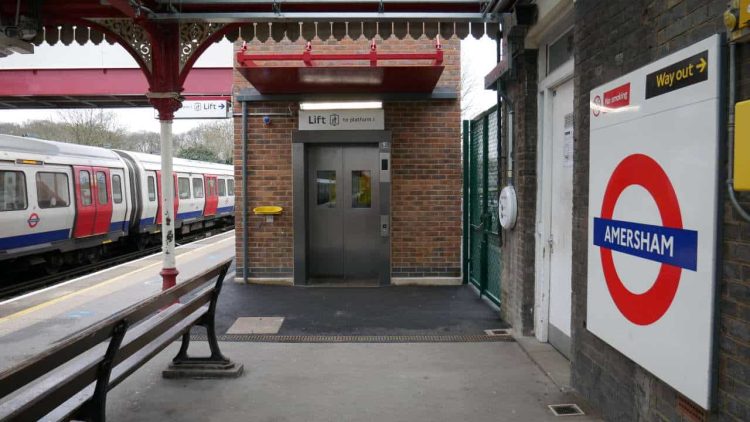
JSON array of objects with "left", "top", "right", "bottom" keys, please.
[
  {"left": 190, "top": 334, "right": 516, "bottom": 343},
  {"left": 548, "top": 404, "right": 585, "bottom": 417}
]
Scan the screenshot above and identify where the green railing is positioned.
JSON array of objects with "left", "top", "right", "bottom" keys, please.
[{"left": 463, "top": 105, "right": 501, "bottom": 306}]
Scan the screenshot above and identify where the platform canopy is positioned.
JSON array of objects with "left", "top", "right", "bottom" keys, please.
[{"left": 0, "top": 1, "right": 503, "bottom": 60}]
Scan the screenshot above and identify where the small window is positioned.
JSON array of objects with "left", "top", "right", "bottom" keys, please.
[
  {"left": 80, "top": 170, "right": 92, "bottom": 206},
  {"left": 227, "top": 179, "right": 235, "bottom": 196},
  {"left": 36, "top": 172, "right": 70, "bottom": 208},
  {"left": 147, "top": 175, "right": 156, "bottom": 202},
  {"left": 0, "top": 171, "right": 27, "bottom": 211},
  {"left": 192, "top": 178, "right": 204, "bottom": 198},
  {"left": 351, "top": 170, "right": 371, "bottom": 208},
  {"left": 178, "top": 177, "right": 191, "bottom": 200},
  {"left": 208, "top": 178, "right": 216, "bottom": 197},
  {"left": 547, "top": 29, "right": 574, "bottom": 75},
  {"left": 96, "top": 171, "right": 108, "bottom": 205},
  {"left": 218, "top": 179, "right": 227, "bottom": 197},
  {"left": 112, "top": 174, "right": 123, "bottom": 204},
  {"left": 317, "top": 170, "right": 336, "bottom": 207}
]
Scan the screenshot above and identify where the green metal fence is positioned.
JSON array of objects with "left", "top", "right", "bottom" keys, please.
[{"left": 463, "top": 106, "right": 501, "bottom": 306}]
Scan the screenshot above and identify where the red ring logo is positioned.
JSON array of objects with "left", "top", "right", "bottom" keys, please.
[
  {"left": 599, "top": 154, "right": 682, "bottom": 325},
  {"left": 27, "top": 213, "right": 40, "bottom": 228},
  {"left": 592, "top": 95, "right": 602, "bottom": 117}
]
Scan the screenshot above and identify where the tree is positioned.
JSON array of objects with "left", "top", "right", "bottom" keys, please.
[
  {"left": 175, "top": 120, "right": 232, "bottom": 163},
  {"left": 177, "top": 144, "right": 221, "bottom": 163},
  {"left": 56, "top": 109, "right": 126, "bottom": 148}
]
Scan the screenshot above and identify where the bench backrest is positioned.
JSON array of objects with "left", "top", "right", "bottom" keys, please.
[{"left": 0, "top": 259, "right": 231, "bottom": 421}]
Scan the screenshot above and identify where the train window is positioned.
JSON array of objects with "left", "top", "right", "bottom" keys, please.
[
  {"left": 218, "top": 179, "right": 227, "bottom": 197},
  {"left": 147, "top": 175, "right": 156, "bottom": 202},
  {"left": 227, "top": 179, "right": 235, "bottom": 196},
  {"left": 36, "top": 172, "right": 70, "bottom": 208},
  {"left": 0, "top": 171, "right": 27, "bottom": 211},
  {"left": 208, "top": 178, "right": 216, "bottom": 197},
  {"left": 178, "top": 177, "right": 191, "bottom": 199},
  {"left": 80, "top": 170, "right": 92, "bottom": 206},
  {"left": 96, "top": 172, "right": 108, "bottom": 205},
  {"left": 112, "top": 174, "right": 123, "bottom": 204},
  {"left": 192, "top": 178, "right": 204, "bottom": 198}
]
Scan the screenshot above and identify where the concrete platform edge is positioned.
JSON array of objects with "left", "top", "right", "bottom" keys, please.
[
  {"left": 512, "top": 333, "right": 574, "bottom": 393},
  {"left": 235, "top": 277, "right": 294, "bottom": 286},
  {"left": 391, "top": 277, "right": 462, "bottom": 286}
]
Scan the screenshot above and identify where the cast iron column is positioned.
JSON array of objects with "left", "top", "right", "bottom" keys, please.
[{"left": 150, "top": 95, "right": 182, "bottom": 289}]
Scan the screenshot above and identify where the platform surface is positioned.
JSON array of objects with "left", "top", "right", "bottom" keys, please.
[
  {"left": 107, "top": 341, "right": 601, "bottom": 422},
  {"left": 0, "top": 230, "right": 235, "bottom": 372}
]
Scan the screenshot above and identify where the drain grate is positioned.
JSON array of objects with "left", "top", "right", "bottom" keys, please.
[
  {"left": 548, "top": 404, "right": 585, "bottom": 417},
  {"left": 190, "top": 334, "right": 516, "bottom": 343},
  {"left": 484, "top": 328, "right": 512, "bottom": 337}
]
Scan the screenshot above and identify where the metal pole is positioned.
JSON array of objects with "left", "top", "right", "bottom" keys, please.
[
  {"left": 159, "top": 117, "right": 178, "bottom": 288},
  {"left": 462, "top": 120, "right": 470, "bottom": 285},
  {"left": 149, "top": 93, "right": 182, "bottom": 290},
  {"left": 241, "top": 101, "right": 249, "bottom": 282}
]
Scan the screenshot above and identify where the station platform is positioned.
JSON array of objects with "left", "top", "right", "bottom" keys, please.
[
  {"left": 0, "top": 231, "right": 601, "bottom": 421},
  {"left": 0, "top": 230, "right": 235, "bottom": 373}
]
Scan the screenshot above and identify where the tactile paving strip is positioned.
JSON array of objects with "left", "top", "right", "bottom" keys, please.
[{"left": 190, "top": 334, "right": 515, "bottom": 343}]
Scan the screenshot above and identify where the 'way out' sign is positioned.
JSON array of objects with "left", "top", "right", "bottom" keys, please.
[{"left": 587, "top": 35, "right": 721, "bottom": 409}]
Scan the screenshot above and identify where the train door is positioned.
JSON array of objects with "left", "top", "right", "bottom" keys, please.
[
  {"left": 191, "top": 176, "right": 205, "bottom": 219},
  {"left": 91, "top": 167, "right": 113, "bottom": 235},
  {"left": 33, "top": 167, "right": 75, "bottom": 241},
  {"left": 143, "top": 171, "right": 158, "bottom": 226},
  {"left": 110, "top": 169, "right": 127, "bottom": 232},
  {"left": 73, "top": 166, "right": 95, "bottom": 237},
  {"left": 217, "top": 178, "right": 229, "bottom": 214},
  {"left": 155, "top": 171, "right": 179, "bottom": 225},
  {"left": 203, "top": 175, "right": 218, "bottom": 217}
]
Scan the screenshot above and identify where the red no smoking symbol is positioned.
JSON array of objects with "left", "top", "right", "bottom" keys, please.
[{"left": 599, "top": 154, "right": 683, "bottom": 326}]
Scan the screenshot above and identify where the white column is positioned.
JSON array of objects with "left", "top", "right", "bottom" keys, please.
[{"left": 160, "top": 118, "right": 177, "bottom": 271}]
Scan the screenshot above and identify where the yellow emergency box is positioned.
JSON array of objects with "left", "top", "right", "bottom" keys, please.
[
  {"left": 736, "top": 99, "right": 750, "bottom": 191},
  {"left": 741, "top": 0, "right": 750, "bottom": 29}
]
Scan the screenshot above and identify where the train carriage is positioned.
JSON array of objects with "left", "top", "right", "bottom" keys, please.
[
  {"left": 0, "top": 134, "right": 132, "bottom": 268},
  {"left": 0, "top": 134, "right": 234, "bottom": 272}
]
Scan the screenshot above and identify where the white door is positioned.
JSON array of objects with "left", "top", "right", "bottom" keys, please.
[{"left": 547, "top": 78, "right": 575, "bottom": 357}]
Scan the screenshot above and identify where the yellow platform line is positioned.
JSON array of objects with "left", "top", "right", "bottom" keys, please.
[{"left": 0, "top": 236, "right": 234, "bottom": 324}]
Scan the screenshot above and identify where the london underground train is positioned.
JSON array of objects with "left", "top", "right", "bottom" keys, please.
[{"left": 0, "top": 134, "right": 234, "bottom": 272}]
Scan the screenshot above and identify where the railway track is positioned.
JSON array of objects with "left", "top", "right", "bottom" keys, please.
[{"left": 0, "top": 226, "right": 233, "bottom": 300}]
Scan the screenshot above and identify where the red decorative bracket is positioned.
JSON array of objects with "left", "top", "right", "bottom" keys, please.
[{"left": 236, "top": 40, "right": 443, "bottom": 68}]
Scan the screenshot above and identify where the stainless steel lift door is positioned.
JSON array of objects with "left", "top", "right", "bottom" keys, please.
[{"left": 308, "top": 145, "right": 380, "bottom": 282}]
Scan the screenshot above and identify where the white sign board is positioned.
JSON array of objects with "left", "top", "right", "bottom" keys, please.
[
  {"left": 164, "top": 100, "right": 230, "bottom": 119},
  {"left": 587, "top": 34, "right": 721, "bottom": 409},
  {"left": 299, "top": 109, "right": 384, "bottom": 131}
]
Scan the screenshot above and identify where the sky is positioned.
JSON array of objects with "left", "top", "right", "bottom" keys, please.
[{"left": 0, "top": 36, "right": 498, "bottom": 133}]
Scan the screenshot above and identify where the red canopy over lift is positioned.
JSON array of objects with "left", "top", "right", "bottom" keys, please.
[{"left": 235, "top": 40, "right": 445, "bottom": 95}]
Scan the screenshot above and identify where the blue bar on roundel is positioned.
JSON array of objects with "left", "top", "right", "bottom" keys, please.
[{"left": 593, "top": 217, "right": 698, "bottom": 271}]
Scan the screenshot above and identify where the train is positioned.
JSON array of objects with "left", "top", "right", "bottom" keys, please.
[{"left": 0, "top": 134, "right": 234, "bottom": 272}]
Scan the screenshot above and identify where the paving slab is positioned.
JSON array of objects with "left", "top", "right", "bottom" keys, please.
[{"left": 108, "top": 341, "right": 602, "bottom": 422}]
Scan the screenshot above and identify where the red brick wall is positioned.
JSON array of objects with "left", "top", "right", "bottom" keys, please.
[
  {"left": 233, "top": 35, "right": 460, "bottom": 279},
  {"left": 387, "top": 101, "right": 462, "bottom": 277}
]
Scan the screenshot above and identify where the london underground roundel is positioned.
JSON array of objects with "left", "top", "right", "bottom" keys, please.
[
  {"left": 587, "top": 34, "right": 720, "bottom": 409},
  {"left": 594, "top": 154, "right": 697, "bottom": 325}
]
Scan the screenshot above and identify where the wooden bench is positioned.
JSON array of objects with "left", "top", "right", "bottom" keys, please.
[{"left": 0, "top": 258, "right": 240, "bottom": 421}]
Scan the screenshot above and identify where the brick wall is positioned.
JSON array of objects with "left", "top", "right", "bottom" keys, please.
[
  {"left": 388, "top": 100, "right": 462, "bottom": 277},
  {"left": 572, "top": 1, "right": 750, "bottom": 420},
  {"left": 499, "top": 49, "right": 538, "bottom": 335},
  {"left": 233, "top": 35, "right": 461, "bottom": 279}
]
